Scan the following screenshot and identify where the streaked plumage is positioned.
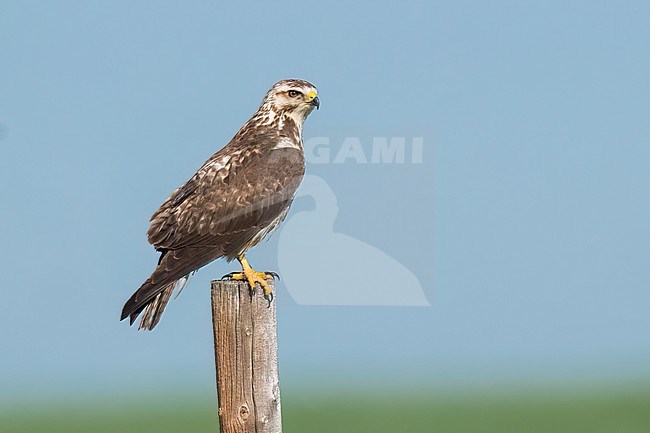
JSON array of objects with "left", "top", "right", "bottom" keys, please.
[{"left": 121, "top": 79, "right": 319, "bottom": 330}]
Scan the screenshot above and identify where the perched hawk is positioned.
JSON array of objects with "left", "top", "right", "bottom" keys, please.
[{"left": 121, "top": 79, "right": 319, "bottom": 330}]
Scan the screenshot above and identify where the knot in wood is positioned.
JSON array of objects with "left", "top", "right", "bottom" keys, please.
[{"left": 238, "top": 403, "right": 250, "bottom": 421}]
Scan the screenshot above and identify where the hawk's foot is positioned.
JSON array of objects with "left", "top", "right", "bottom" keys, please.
[{"left": 222, "top": 265, "right": 278, "bottom": 306}]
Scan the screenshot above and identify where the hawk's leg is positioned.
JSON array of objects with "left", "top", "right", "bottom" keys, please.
[{"left": 222, "top": 255, "right": 277, "bottom": 304}]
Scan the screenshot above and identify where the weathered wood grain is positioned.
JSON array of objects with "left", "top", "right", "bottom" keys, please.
[{"left": 212, "top": 279, "right": 282, "bottom": 433}]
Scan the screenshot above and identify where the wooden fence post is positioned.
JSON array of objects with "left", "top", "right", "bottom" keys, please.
[{"left": 211, "top": 279, "right": 282, "bottom": 433}]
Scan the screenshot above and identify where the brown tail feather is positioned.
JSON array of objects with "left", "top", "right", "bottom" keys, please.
[
  {"left": 121, "top": 246, "right": 223, "bottom": 330},
  {"left": 136, "top": 282, "right": 175, "bottom": 330}
]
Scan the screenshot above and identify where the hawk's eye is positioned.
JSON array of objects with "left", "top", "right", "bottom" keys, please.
[{"left": 287, "top": 90, "right": 302, "bottom": 98}]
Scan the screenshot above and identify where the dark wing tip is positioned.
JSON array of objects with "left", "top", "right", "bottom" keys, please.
[
  {"left": 120, "top": 293, "right": 139, "bottom": 322},
  {"left": 121, "top": 280, "right": 177, "bottom": 330},
  {"left": 120, "top": 305, "right": 132, "bottom": 322},
  {"left": 129, "top": 312, "right": 139, "bottom": 326}
]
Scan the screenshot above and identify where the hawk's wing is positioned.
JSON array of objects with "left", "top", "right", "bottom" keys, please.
[
  {"left": 149, "top": 144, "right": 303, "bottom": 252},
  {"left": 121, "top": 143, "right": 304, "bottom": 325}
]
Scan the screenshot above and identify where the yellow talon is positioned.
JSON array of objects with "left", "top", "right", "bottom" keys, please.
[
  {"left": 224, "top": 255, "right": 276, "bottom": 302},
  {"left": 229, "top": 270, "right": 271, "bottom": 295}
]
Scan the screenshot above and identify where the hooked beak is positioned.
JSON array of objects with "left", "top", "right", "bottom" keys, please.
[{"left": 310, "top": 96, "right": 320, "bottom": 110}]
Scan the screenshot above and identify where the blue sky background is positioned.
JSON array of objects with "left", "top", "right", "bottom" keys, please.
[{"left": 1, "top": 1, "right": 649, "bottom": 402}]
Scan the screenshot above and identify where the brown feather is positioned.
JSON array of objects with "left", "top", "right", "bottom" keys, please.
[{"left": 121, "top": 79, "right": 315, "bottom": 329}]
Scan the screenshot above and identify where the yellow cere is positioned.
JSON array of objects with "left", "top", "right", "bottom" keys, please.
[{"left": 307, "top": 90, "right": 317, "bottom": 100}]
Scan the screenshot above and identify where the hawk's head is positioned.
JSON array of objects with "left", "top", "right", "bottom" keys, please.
[{"left": 261, "top": 79, "right": 320, "bottom": 124}]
